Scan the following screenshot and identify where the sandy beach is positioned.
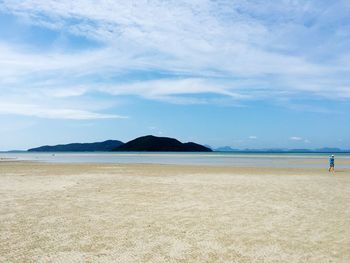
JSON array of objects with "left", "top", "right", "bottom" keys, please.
[{"left": 1, "top": 161, "right": 349, "bottom": 262}]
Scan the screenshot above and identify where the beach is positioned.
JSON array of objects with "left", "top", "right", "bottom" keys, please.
[{"left": 1, "top": 161, "right": 349, "bottom": 262}]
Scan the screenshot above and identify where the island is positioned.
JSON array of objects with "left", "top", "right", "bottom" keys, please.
[
  {"left": 114, "top": 135, "right": 212, "bottom": 152},
  {"left": 28, "top": 140, "right": 124, "bottom": 152}
]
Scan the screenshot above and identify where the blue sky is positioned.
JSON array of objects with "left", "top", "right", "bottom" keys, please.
[{"left": 0, "top": 0, "right": 349, "bottom": 150}]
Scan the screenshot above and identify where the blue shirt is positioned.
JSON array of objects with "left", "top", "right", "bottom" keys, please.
[{"left": 329, "top": 157, "right": 334, "bottom": 165}]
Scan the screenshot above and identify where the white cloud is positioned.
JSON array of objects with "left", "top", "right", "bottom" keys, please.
[
  {"left": 0, "top": 0, "right": 349, "bottom": 116},
  {"left": 289, "top": 137, "right": 310, "bottom": 144},
  {"left": 248, "top": 136, "right": 257, "bottom": 139},
  {"left": 290, "top": 136, "right": 303, "bottom": 141}
]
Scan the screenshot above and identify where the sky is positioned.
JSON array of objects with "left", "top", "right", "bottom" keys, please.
[{"left": 0, "top": 0, "right": 350, "bottom": 150}]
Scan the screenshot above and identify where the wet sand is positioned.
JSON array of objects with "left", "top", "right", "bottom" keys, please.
[{"left": 1, "top": 162, "right": 349, "bottom": 262}]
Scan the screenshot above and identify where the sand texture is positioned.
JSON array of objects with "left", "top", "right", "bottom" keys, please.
[{"left": 1, "top": 162, "right": 349, "bottom": 262}]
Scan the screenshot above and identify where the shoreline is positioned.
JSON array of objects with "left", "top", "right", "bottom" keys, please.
[
  {"left": 2, "top": 155, "right": 350, "bottom": 170},
  {"left": 1, "top": 160, "right": 350, "bottom": 175}
]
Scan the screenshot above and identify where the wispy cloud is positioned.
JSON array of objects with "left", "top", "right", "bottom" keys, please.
[
  {"left": 0, "top": 103, "right": 126, "bottom": 120},
  {"left": 98, "top": 78, "right": 249, "bottom": 105},
  {"left": 0, "top": 0, "right": 349, "bottom": 118}
]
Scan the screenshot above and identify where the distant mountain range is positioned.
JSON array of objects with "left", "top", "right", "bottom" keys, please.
[
  {"left": 214, "top": 146, "right": 350, "bottom": 153},
  {"left": 28, "top": 140, "right": 124, "bottom": 152},
  {"left": 215, "top": 146, "right": 240, "bottom": 152},
  {"left": 27, "top": 135, "right": 212, "bottom": 152}
]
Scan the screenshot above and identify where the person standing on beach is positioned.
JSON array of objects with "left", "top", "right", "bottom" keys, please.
[{"left": 329, "top": 155, "right": 335, "bottom": 172}]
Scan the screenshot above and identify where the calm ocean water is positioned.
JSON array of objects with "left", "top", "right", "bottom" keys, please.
[{"left": 1, "top": 152, "right": 350, "bottom": 168}]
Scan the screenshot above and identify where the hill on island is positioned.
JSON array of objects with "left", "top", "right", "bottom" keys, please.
[
  {"left": 28, "top": 140, "right": 124, "bottom": 152},
  {"left": 113, "top": 135, "right": 212, "bottom": 152}
]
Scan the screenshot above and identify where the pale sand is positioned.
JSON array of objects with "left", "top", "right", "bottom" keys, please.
[{"left": 0, "top": 162, "right": 349, "bottom": 262}]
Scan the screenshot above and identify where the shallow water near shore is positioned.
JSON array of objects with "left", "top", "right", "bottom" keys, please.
[{"left": 1, "top": 152, "right": 350, "bottom": 169}]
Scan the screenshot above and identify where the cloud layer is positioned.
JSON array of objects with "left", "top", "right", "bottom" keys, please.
[{"left": 0, "top": 0, "right": 350, "bottom": 119}]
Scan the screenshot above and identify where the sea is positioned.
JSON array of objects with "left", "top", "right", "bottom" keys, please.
[{"left": 1, "top": 152, "right": 350, "bottom": 169}]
